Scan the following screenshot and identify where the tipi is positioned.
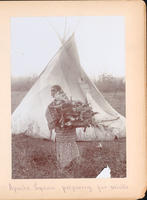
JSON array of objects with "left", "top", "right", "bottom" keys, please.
[{"left": 12, "top": 34, "right": 125, "bottom": 141}]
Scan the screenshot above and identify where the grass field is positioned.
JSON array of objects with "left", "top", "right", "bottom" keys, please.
[{"left": 11, "top": 90, "right": 126, "bottom": 179}]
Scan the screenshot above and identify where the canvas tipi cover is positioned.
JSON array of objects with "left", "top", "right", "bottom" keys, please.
[{"left": 12, "top": 35, "right": 125, "bottom": 141}]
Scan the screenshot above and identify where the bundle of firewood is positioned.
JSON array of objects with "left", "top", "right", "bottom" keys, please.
[{"left": 54, "top": 100, "right": 98, "bottom": 131}]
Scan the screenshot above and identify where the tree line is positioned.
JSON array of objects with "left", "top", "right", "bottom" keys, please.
[
  {"left": 93, "top": 74, "right": 125, "bottom": 93},
  {"left": 11, "top": 76, "right": 38, "bottom": 92},
  {"left": 11, "top": 73, "right": 125, "bottom": 93}
]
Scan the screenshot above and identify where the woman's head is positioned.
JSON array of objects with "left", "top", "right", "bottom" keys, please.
[
  {"left": 51, "top": 85, "right": 62, "bottom": 97},
  {"left": 51, "top": 85, "right": 68, "bottom": 101}
]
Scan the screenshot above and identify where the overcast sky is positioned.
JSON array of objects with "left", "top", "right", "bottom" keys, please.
[{"left": 11, "top": 16, "right": 125, "bottom": 78}]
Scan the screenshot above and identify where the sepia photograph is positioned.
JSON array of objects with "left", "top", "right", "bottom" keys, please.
[{"left": 11, "top": 16, "right": 126, "bottom": 179}]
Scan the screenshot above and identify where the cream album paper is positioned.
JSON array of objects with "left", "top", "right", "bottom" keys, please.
[{"left": 0, "top": 0, "right": 146, "bottom": 199}]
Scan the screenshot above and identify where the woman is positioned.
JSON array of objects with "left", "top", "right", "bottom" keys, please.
[{"left": 45, "top": 85, "right": 80, "bottom": 176}]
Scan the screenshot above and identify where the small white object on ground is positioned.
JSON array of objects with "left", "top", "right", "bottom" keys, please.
[
  {"left": 96, "top": 165, "right": 111, "bottom": 178},
  {"left": 97, "top": 143, "right": 102, "bottom": 149}
]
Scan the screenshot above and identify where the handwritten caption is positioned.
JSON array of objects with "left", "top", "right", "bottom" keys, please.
[{"left": 9, "top": 183, "right": 128, "bottom": 193}]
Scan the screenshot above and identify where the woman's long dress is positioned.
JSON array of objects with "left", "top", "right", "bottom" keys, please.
[
  {"left": 45, "top": 100, "right": 80, "bottom": 169},
  {"left": 55, "top": 127, "right": 80, "bottom": 169}
]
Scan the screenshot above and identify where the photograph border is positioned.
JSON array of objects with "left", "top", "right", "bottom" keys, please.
[{"left": 0, "top": 1, "right": 146, "bottom": 199}]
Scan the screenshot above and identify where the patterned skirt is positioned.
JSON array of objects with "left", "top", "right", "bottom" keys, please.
[{"left": 55, "top": 128, "right": 80, "bottom": 169}]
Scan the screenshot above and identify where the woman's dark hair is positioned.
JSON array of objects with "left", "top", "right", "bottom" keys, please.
[
  {"left": 51, "top": 85, "right": 62, "bottom": 92},
  {"left": 51, "top": 85, "right": 64, "bottom": 97}
]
